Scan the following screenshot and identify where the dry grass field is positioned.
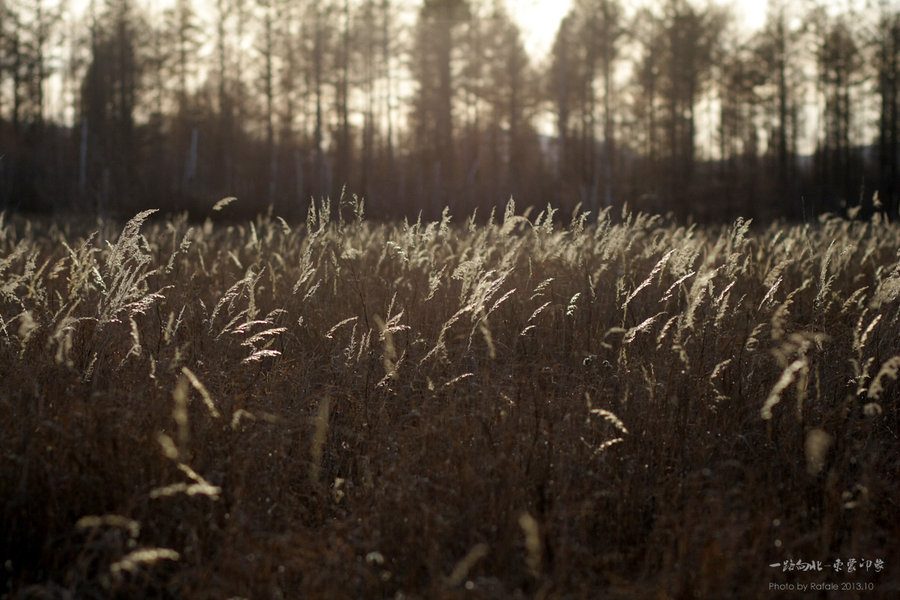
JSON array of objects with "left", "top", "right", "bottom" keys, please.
[{"left": 1, "top": 200, "right": 898, "bottom": 598}]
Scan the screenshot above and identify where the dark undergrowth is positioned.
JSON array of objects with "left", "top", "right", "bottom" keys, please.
[{"left": 1, "top": 202, "right": 897, "bottom": 598}]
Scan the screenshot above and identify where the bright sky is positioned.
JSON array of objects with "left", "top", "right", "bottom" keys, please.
[
  {"left": 508, "top": 0, "right": 769, "bottom": 59},
  {"left": 49, "top": 0, "right": 775, "bottom": 124},
  {"left": 66, "top": 0, "right": 776, "bottom": 61}
]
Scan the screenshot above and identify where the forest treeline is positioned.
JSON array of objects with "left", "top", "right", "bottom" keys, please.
[{"left": 1, "top": 0, "right": 899, "bottom": 221}]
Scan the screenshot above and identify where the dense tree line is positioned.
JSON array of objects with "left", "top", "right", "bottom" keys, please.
[{"left": 0, "top": 0, "right": 898, "bottom": 221}]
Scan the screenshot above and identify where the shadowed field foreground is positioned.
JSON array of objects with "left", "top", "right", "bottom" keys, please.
[{"left": 1, "top": 202, "right": 898, "bottom": 598}]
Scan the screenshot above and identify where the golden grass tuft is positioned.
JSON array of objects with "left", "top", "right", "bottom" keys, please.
[{"left": 1, "top": 201, "right": 898, "bottom": 597}]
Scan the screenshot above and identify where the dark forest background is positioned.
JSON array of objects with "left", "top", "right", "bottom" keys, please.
[{"left": 1, "top": 0, "right": 899, "bottom": 222}]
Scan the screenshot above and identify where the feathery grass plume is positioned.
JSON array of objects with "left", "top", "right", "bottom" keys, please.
[
  {"left": 594, "top": 437, "right": 625, "bottom": 452},
  {"left": 237, "top": 317, "right": 287, "bottom": 363},
  {"left": 854, "top": 356, "right": 877, "bottom": 397},
  {"left": 761, "top": 358, "right": 809, "bottom": 420},
  {"left": 163, "top": 306, "right": 186, "bottom": 345},
  {"left": 307, "top": 196, "right": 331, "bottom": 234},
  {"left": 566, "top": 293, "right": 581, "bottom": 317},
  {"left": 527, "top": 300, "right": 552, "bottom": 324},
  {"left": 149, "top": 463, "right": 221, "bottom": 499},
  {"left": 759, "top": 276, "right": 783, "bottom": 310},
  {"left": 677, "top": 267, "right": 720, "bottom": 337},
  {"left": 438, "top": 206, "right": 452, "bottom": 238},
  {"left": 172, "top": 375, "right": 190, "bottom": 453},
  {"left": 60, "top": 233, "right": 101, "bottom": 302},
  {"left": 48, "top": 312, "right": 88, "bottom": 368},
  {"left": 343, "top": 321, "right": 360, "bottom": 364},
  {"left": 246, "top": 220, "right": 260, "bottom": 254},
  {"left": 814, "top": 240, "right": 837, "bottom": 312},
  {"left": 239, "top": 326, "right": 287, "bottom": 346},
  {"left": 452, "top": 256, "right": 487, "bottom": 304},
  {"left": 125, "top": 290, "right": 171, "bottom": 318},
  {"left": 871, "top": 273, "right": 900, "bottom": 308},
  {"left": 583, "top": 394, "right": 629, "bottom": 453},
  {"left": 659, "top": 270, "right": 696, "bottom": 303},
  {"left": 164, "top": 227, "right": 194, "bottom": 274},
  {"left": 444, "top": 373, "right": 474, "bottom": 388},
  {"left": 479, "top": 319, "right": 496, "bottom": 359},
  {"left": 656, "top": 315, "right": 679, "bottom": 348},
  {"left": 535, "top": 203, "right": 558, "bottom": 234},
  {"left": 230, "top": 408, "right": 257, "bottom": 430},
  {"left": 181, "top": 366, "right": 220, "bottom": 418},
  {"left": 530, "top": 278, "right": 553, "bottom": 300},
  {"left": 96, "top": 210, "right": 167, "bottom": 326},
  {"left": 500, "top": 197, "right": 516, "bottom": 235},
  {"left": 771, "top": 332, "right": 825, "bottom": 373},
  {"left": 47, "top": 251, "right": 68, "bottom": 282},
  {"left": 849, "top": 311, "right": 884, "bottom": 394},
  {"left": 353, "top": 327, "right": 374, "bottom": 367},
  {"left": 569, "top": 203, "right": 591, "bottom": 235},
  {"left": 710, "top": 358, "right": 733, "bottom": 393},
  {"left": 762, "top": 241, "right": 788, "bottom": 284},
  {"left": 347, "top": 194, "right": 365, "bottom": 223},
  {"left": 863, "top": 402, "right": 883, "bottom": 416},
  {"left": 374, "top": 314, "right": 398, "bottom": 378},
  {"left": 105, "top": 209, "right": 158, "bottom": 275},
  {"left": 421, "top": 303, "right": 469, "bottom": 364},
  {"left": 770, "top": 279, "right": 811, "bottom": 340},
  {"left": 841, "top": 286, "right": 869, "bottom": 312},
  {"left": 156, "top": 433, "right": 179, "bottom": 460},
  {"left": 623, "top": 249, "right": 675, "bottom": 313},
  {"left": 518, "top": 512, "right": 542, "bottom": 579},
  {"left": 520, "top": 300, "right": 551, "bottom": 337},
  {"left": 227, "top": 250, "right": 243, "bottom": 269},
  {"left": 600, "top": 326, "right": 627, "bottom": 350},
  {"left": 804, "top": 429, "right": 833, "bottom": 476},
  {"left": 245, "top": 268, "right": 264, "bottom": 321},
  {"left": 461, "top": 272, "right": 511, "bottom": 351},
  {"left": 275, "top": 215, "right": 292, "bottom": 236},
  {"left": 501, "top": 211, "right": 532, "bottom": 237},
  {"left": 110, "top": 548, "right": 180, "bottom": 576},
  {"left": 15, "top": 251, "right": 47, "bottom": 304},
  {"left": 16, "top": 310, "right": 37, "bottom": 357},
  {"left": 744, "top": 322, "right": 767, "bottom": 352},
  {"left": 384, "top": 240, "right": 409, "bottom": 264},
  {"left": 325, "top": 316, "right": 358, "bottom": 339},
  {"left": 84, "top": 356, "right": 101, "bottom": 386},
  {"left": 208, "top": 269, "right": 256, "bottom": 335},
  {"left": 310, "top": 396, "right": 331, "bottom": 487},
  {"left": 445, "top": 543, "right": 490, "bottom": 589},
  {"left": 291, "top": 254, "right": 321, "bottom": 299},
  {"left": 118, "top": 316, "right": 142, "bottom": 368},
  {"left": 590, "top": 408, "right": 629, "bottom": 435},
  {"left": 624, "top": 312, "right": 664, "bottom": 344},
  {"left": 724, "top": 217, "right": 752, "bottom": 276},
  {"left": 212, "top": 196, "right": 237, "bottom": 212},
  {"left": 867, "top": 355, "right": 900, "bottom": 399},
  {"left": 855, "top": 312, "right": 882, "bottom": 353},
  {"left": 487, "top": 286, "right": 517, "bottom": 317},
  {"left": 76, "top": 515, "right": 141, "bottom": 539}
]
